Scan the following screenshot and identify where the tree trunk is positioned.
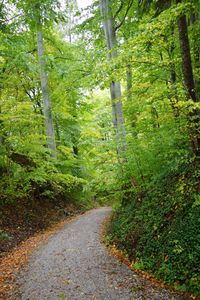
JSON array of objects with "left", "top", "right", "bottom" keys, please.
[
  {"left": 167, "top": 30, "right": 180, "bottom": 118},
  {"left": 66, "top": 0, "right": 78, "bottom": 43},
  {"left": 126, "top": 64, "right": 132, "bottom": 101},
  {"left": 176, "top": 0, "right": 199, "bottom": 156},
  {"left": 190, "top": 12, "right": 200, "bottom": 100},
  {"left": 99, "top": 0, "right": 126, "bottom": 155},
  {"left": 177, "top": 6, "right": 196, "bottom": 101},
  {"left": 36, "top": 25, "right": 57, "bottom": 158}
]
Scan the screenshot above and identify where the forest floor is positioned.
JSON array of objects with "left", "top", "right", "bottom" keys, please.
[
  {"left": 0, "top": 199, "right": 81, "bottom": 256},
  {"left": 0, "top": 201, "right": 84, "bottom": 300},
  {"left": 1, "top": 207, "right": 189, "bottom": 300}
]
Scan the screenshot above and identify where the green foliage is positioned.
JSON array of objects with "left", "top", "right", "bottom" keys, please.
[
  {"left": 0, "top": 0, "right": 199, "bottom": 296},
  {"left": 107, "top": 162, "right": 200, "bottom": 296},
  {"left": 87, "top": 0, "right": 200, "bottom": 297},
  {"left": 0, "top": 3, "right": 91, "bottom": 208}
]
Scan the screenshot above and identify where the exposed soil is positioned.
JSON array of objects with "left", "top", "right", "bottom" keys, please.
[
  {"left": 0, "top": 198, "right": 81, "bottom": 257},
  {"left": 9, "top": 207, "right": 187, "bottom": 300}
]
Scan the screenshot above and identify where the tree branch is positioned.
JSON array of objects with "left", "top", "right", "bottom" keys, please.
[
  {"left": 115, "top": 0, "right": 134, "bottom": 31},
  {"left": 54, "top": 56, "right": 82, "bottom": 62},
  {"left": 113, "top": 1, "right": 124, "bottom": 20}
]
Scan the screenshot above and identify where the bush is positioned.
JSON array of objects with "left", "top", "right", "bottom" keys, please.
[{"left": 0, "top": 156, "right": 86, "bottom": 206}]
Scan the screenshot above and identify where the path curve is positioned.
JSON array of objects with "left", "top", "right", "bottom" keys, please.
[{"left": 13, "top": 207, "right": 184, "bottom": 300}]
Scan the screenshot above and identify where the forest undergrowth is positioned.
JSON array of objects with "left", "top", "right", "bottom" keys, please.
[{"left": 106, "top": 159, "right": 200, "bottom": 297}]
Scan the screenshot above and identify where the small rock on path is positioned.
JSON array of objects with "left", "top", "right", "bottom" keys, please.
[{"left": 12, "top": 207, "right": 185, "bottom": 300}]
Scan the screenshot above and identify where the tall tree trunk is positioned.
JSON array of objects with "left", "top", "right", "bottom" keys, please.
[
  {"left": 190, "top": 12, "right": 200, "bottom": 100},
  {"left": 169, "top": 63, "right": 180, "bottom": 118},
  {"left": 36, "top": 24, "right": 57, "bottom": 158},
  {"left": 126, "top": 64, "right": 132, "bottom": 101},
  {"left": 167, "top": 29, "right": 180, "bottom": 118},
  {"left": 99, "top": 0, "right": 126, "bottom": 156},
  {"left": 66, "top": 0, "right": 78, "bottom": 43},
  {"left": 176, "top": 0, "right": 200, "bottom": 156},
  {"left": 177, "top": 2, "right": 196, "bottom": 101}
]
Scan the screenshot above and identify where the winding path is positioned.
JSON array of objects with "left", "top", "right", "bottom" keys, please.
[{"left": 13, "top": 207, "right": 184, "bottom": 300}]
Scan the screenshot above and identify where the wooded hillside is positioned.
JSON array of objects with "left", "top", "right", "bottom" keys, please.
[{"left": 0, "top": 0, "right": 199, "bottom": 297}]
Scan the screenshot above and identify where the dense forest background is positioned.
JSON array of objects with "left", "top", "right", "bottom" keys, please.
[{"left": 0, "top": 0, "right": 199, "bottom": 297}]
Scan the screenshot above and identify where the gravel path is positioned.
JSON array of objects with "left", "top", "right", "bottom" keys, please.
[{"left": 13, "top": 207, "right": 185, "bottom": 300}]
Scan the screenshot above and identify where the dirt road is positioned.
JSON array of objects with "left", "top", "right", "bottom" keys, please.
[{"left": 12, "top": 207, "right": 184, "bottom": 300}]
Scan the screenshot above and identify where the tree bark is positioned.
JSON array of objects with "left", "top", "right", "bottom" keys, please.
[
  {"left": 99, "top": 0, "right": 126, "bottom": 155},
  {"left": 36, "top": 25, "right": 57, "bottom": 158},
  {"left": 190, "top": 12, "right": 200, "bottom": 100},
  {"left": 126, "top": 64, "right": 132, "bottom": 101},
  {"left": 66, "top": 0, "right": 78, "bottom": 43},
  {"left": 167, "top": 30, "right": 180, "bottom": 118},
  {"left": 177, "top": 7, "right": 196, "bottom": 101},
  {"left": 176, "top": 0, "right": 199, "bottom": 156}
]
